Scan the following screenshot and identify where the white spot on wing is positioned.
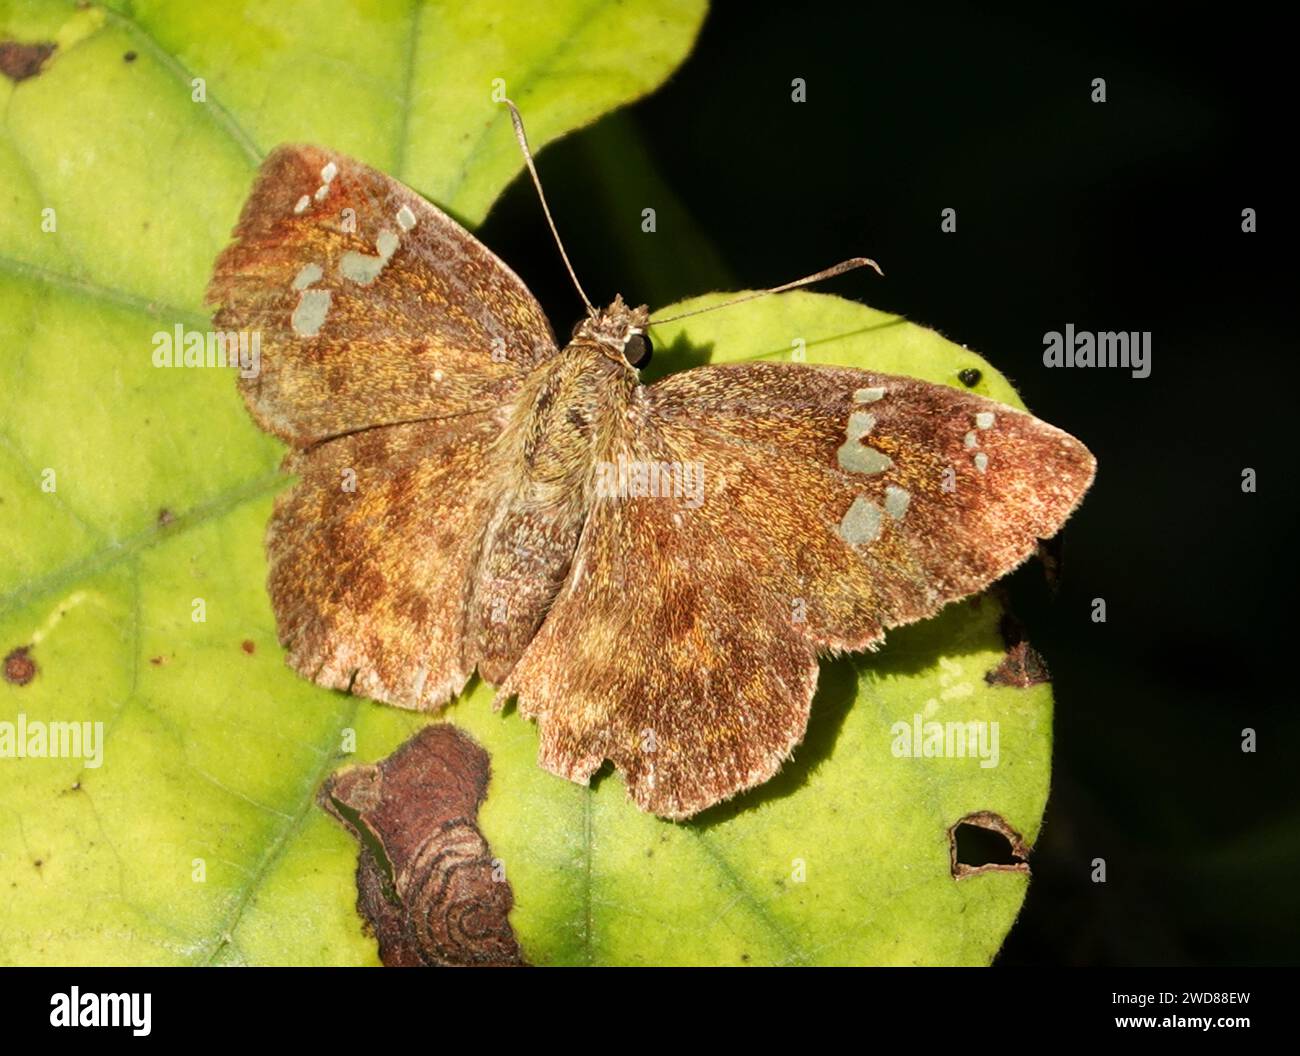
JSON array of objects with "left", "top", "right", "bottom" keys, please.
[
  {"left": 340, "top": 253, "right": 383, "bottom": 284},
  {"left": 884, "top": 485, "right": 911, "bottom": 520},
  {"left": 376, "top": 229, "right": 400, "bottom": 259},
  {"left": 839, "top": 495, "right": 883, "bottom": 546},
  {"left": 396, "top": 205, "right": 417, "bottom": 231},
  {"left": 340, "top": 227, "right": 401, "bottom": 285},
  {"left": 837, "top": 411, "right": 893, "bottom": 475},
  {"left": 292, "top": 263, "right": 322, "bottom": 290},
  {"left": 291, "top": 289, "right": 331, "bottom": 337}
]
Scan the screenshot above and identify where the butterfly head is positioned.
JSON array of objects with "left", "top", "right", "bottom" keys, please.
[{"left": 571, "top": 294, "right": 653, "bottom": 370}]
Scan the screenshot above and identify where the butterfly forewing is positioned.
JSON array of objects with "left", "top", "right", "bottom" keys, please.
[
  {"left": 205, "top": 145, "right": 557, "bottom": 448},
  {"left": 208, "top": 146, "right": 566, "bottom": 710},
  {"left": 649, "top": 363, "right": 1096, "bottom": 642}
]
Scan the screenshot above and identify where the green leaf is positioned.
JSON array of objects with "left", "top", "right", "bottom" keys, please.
[{"left": 0, "top": 0, "right": 1050, "bottom": 967}]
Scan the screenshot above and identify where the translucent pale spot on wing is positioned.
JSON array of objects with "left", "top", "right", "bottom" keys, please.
[
  {"left": 837, "top": 410, "right": 893, "bottom": 475},
  {"left": 975, "top": 411, "right": 995, "bottom": 429},
  {"left": 884, "top": 484, "right": 911, "bottom": 520},
  {"left": 974, "top": 452, "right": 989, "bottom": 474},
  {"left": 291, "top": 288, "right": 331, "bottom": 337},
  {"left": 339, "top": 253, "right": 383, "bottom": 284},
  {"left": 396, "top": 205, "right": 417, "bottom": 231},
  {"left": 839, "top": 495, "right": 883, "bottom": 545},
  {"left": 964, "top": 431, "right": 978, "bottom": 449},
  {"left": 293, "top": 194, "right": 310, "bottom": 214},
  {"left": 340, "top": 227, "right": 400, "bottom": 285},
  {"left": 853, "top": 386, "right": 885, "bottom": 403},
  {"left": 292, "top": 263, "right": 323, "bottom": 290}
]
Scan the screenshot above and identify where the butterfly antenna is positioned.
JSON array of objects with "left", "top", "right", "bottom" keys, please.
[
  {"left": 502, "top": 98, "right": 595, "bottom": 315},
  {"left": 647, "top": 257, "right": 883, "bottom": 326}
]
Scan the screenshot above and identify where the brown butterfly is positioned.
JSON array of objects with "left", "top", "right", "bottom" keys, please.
[{"left": 207, "top": 102, "right": 1095, "bottom": 820}]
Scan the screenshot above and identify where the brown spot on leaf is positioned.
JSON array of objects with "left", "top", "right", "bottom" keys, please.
[
  {"left": 0, "top": 40, "right": 55, "bottom": 83},
  {"left": 157, "top": 507, "right": 176, "bottom": 527},
  {"left": 985, "top": 614, "right": 1051, "bottom": 688},
  {"left": 3, "top": 646, "right": 36, "bottom": 686},
  {"left": 123, "top": 50, "right": 137, "bottom": 63},
  {"left": 318, "top": 724, "right": 525, "bottom": 967},
  {"left": 149, "top": 655, "right": 166, "bottom": 666},
  {"left": 241, "top": 639, "right": 255, "bottom": 654},
  {"left": 948, "top": 811, "right": 1031, "bottom": 879}
]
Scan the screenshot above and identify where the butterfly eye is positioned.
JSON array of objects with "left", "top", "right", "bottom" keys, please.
[{"left": 623, "top": 333, "right": 652, "bottom": 368}]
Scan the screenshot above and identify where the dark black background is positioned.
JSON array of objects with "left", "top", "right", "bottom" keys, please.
[{"left": 479, "top": 3, "right": 1296, "bottom": 966}]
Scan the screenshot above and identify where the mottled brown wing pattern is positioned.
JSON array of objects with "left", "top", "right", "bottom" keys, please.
[
  {"left": 205, "top": 145, "right": 557, "bottom": 447},
  {"left": 266, "top": 409, "right": 508, "bottom": 711},
  {"left": 499, "top": 411, "right": 819, "bottom": 820},
  {"left": 209, "top": 146, "right": 568, "bottom": 710},
  {"left": 502, "top": 362, "right": 1094, "bottom": 818},
  {"left": 210, "top": 145, "right": 1094, "bottom": 820},
  {"left": 648, "top": 363, "right": 1096, "bottom": 648}
]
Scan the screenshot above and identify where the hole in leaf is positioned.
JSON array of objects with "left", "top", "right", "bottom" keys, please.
[{"left": 948, "top": 811, "right": 1031, "bottom": 879}]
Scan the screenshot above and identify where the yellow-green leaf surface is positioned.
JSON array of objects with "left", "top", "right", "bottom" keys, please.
[{"left": 0, "top": 0, "right": 1051, "bottom": 966}]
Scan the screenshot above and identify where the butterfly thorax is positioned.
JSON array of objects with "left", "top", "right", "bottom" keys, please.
[
  {"left": 465, "top": 314, "right": 644, "bottom": 685},
  {"left": 508, "top": 342, "right": 634, "bottom": 501}
]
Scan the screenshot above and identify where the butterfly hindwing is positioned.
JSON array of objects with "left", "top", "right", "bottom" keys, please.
[
  {"left": 206, "top": 145, "right": 558, "bottom": 448},
  {"left": 266, "top": 408, "right": 508, "bottom": 710},
  {"left": 502, "top": 362, "right": 1094, "bottom": 818},
  {"left": 499, "top": 411, "right": 820, "bottom": 820}
]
